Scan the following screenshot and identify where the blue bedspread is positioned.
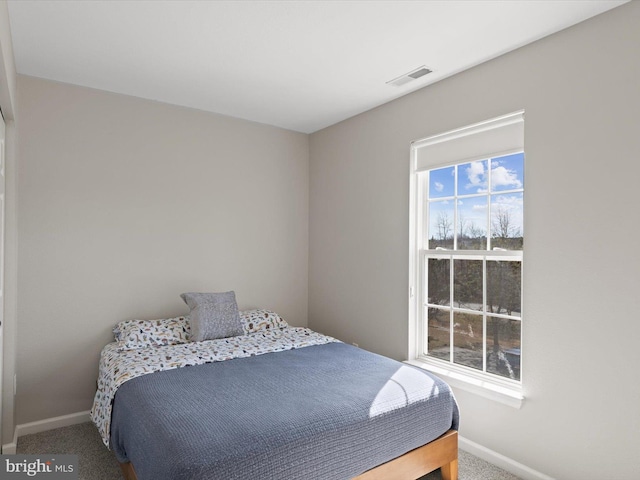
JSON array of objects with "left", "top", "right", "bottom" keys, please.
[{"left": 110, "top": 342, "right": 459, "bottom": 480}]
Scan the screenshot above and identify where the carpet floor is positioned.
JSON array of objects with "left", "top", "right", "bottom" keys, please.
[{"left": 17, "top": 422, "right": 522, "bottom": 480}]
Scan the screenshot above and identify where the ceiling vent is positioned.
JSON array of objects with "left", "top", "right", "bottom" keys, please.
[{"left": 386, "top": 66, "right": 433, "bottom": 87}]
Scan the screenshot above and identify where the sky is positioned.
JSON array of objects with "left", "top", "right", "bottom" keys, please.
[{"left": 428, "top": 152, "right": 524, "bottom": 242}]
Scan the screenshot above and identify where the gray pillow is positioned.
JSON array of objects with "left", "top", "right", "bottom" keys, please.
[{"left": 180, "top": 291, "right": 243, "bottom": 341}]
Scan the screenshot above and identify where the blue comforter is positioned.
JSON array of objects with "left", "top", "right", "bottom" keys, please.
[{"left": 110, "top": 342, "right": 459, "bottom": 479}]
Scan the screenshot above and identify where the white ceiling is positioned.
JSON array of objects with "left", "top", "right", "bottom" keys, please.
[{"left": 7, "top": 0, "right": 627, "bottom": 133}]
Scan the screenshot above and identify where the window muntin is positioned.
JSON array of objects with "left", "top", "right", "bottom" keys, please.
[{"left": 420, "top": 151, "right": 524, "bottom": 383}]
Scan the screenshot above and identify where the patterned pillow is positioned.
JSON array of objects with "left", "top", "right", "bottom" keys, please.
[
  {"left": 240, "top": 309, "right": 289, "bottom": 334},
  {"left": 113, "top": 317, "right": 190, "bottom": 351}
]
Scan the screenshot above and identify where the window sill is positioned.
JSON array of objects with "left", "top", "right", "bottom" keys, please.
[{"left": 405, "top": 358, "right": 524, "bottom": 409}]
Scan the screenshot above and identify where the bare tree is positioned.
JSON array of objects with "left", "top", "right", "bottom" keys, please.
[
  {"left": 458, "top": 213, "right": 486, "bottom": 249},
  {"left": 491, "top": 206, "right": 519, "bottom": 239},
  {"left": 491, "top": 206, "right": 522, "bottom": 250},
  {"left": 436, "top": 211, "right": 453, "bottom": 241},
  {"left": 468, "top": 222, "right": 484, "bottom": 239},
  {"left": 458, "top": 213, "right": 469, "bottom": 239}
]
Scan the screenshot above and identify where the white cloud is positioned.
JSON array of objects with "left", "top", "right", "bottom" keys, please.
[
  {"left": 465, "top": 161, "right": 486, "bottom": 187},
  {"left": 492, "top": 166, "right": 522, "bottom": 189},
  {"left": 434, "top": 181, "right": 444, "bottom": 192},
  {"left": 492, "top": 194, "right": 523, "bottom": 207}
]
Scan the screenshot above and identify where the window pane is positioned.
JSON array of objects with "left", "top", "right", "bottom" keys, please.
[
  {"left": 454, "top": 259, "right": 483, "bottom": 311},
  {"left": 427, "top": 307, "right": 450, "bottom": 360},
  {"left": 453, "top": 312, "right": 483, "bottom": 371},
  {"left": 427, "top": 258, "right": 450, "bottom": 306},
  {"left": 457, "top": 196, "right": 487, "bottom": 250},
  {"left": 428, "top": 166, "right": 454, "bottom": 199},
  {"left": 486, "top": 317, "right": 521, "bottom": 381},
  {"left": 457, "top": 160, "right": 488, "bottom": 195},
  {"left": 428, "top": 200, "right": 454, "bottom": 249},
  {"left": 491, "top": 153, "right": 524, "bottom": 193},
  {"left": 486, "top": 261, "right": 521, "bottom": 317},
  {"left": 490, "top": 193, "right": 523, "bottom": 249}
]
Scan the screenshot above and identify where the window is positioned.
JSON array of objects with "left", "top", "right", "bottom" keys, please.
[{"left": 408, "top": 112, "right": 524, "bottom": 405}]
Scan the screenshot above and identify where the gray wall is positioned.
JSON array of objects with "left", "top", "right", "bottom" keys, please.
[
  {"left": 0, "top": 0, "right": 18, "bottom": 447},
  {"left": 309, "top": 3, "right": 639, "bottom": 479},
  {"left": 16, "top": 75, "right": 309, "bottom": 424}
]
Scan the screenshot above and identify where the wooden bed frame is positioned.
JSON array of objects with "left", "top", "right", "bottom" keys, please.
[{"left": 119, "top": 429, "right": 458, "bottom": 480}]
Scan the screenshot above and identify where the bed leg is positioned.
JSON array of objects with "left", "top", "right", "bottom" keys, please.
[
  {"left": 119, "top": 462, "right": 138, "bottom": 480},
  {"left": 440, "top": 458, "right": 458, "bottom": 480}
]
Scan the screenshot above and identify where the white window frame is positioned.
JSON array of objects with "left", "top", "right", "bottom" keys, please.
[{"left": 408, "top": 112, "right": 525, "bottom": 408}]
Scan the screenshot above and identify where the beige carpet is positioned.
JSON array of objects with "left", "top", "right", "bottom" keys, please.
[{"left": 17, "top": 422, "right": 522, "bottom": 480}]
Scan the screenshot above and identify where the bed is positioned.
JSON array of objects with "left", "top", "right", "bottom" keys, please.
[{"left": 91, "top": 309, "right": 459, "bottom": 480}]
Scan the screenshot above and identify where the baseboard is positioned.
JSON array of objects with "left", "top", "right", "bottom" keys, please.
[
  {"left": 14, "top": 411, "right": 91, "bottom": 439},
  {"left": 459, "top": 435, "right": 555, "bottom": 480},
  {"left": 1, "top": 428, "right": 18, "bottom": 454}
]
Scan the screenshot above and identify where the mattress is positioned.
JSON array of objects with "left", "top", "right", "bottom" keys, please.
[{"left": 108, "top": 341, "right": 459, "bottom": 479}]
